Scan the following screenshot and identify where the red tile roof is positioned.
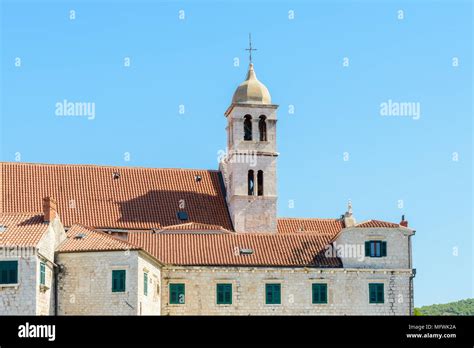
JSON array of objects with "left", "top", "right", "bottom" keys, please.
[
  {"left": 58, "top": 224, "right": 140, "bottom": 253},
  {"left": 1, "top": 162, "right": 233, "bottom": 231},
  {"left": 277, "top": 218, "right": 344, "bottom": 234},
  {"left": 355, "top": 220, "right": 401, "bottom": 228},
  {"left": 0, "top": 213, "right": 49, "bottom": 247},
  {"left": 127, "top": 232, "right": 341, "bottom": 267}
]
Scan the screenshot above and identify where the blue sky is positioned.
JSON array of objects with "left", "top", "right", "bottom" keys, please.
[{"left": 1, "top": 0, "right": 472, "bottom": 307}]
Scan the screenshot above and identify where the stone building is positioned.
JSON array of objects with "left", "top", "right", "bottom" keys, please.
[{"left": 0, "top": 62, "right": 416, "bottom": 315}]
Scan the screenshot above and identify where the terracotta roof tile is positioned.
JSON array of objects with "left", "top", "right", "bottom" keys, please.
[
  {"left": 127, "top": 232, "right": 341, "bottom": 267},
  {"left": 355, "top": 220, "right": 401, "bottom": 228},
  {"left": 277, "top": 218, "right": 344, "bottom": 235},
  {"left": 58, "top": 224, "right": 140, "bottom": 253},
  {"left": 0, "top": 213, "right": 48, "bottom": 247},
  {"left": 1, "top": 162, "right": 233, "bottom": 231}
]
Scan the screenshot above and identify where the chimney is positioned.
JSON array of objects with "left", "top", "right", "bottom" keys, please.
[
  {"left": 43, "top": 197, "right": 58, "bottom": 223},
  {"left": 400, "top": 215, "right": 408, "bottom": 227}
]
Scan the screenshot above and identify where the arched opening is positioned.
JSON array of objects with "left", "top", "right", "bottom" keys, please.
[
  {"left": 259, "top": 115, "right": 267, "bottom": 141},
  {"left": 257, "top": 170, "right": 264, "bottom": 196},
  {"left": 244, "top": 115, "right": 252, "bottom": 141},
  {"left": 248, "top": 170, "right": 255, "bottom": 196}
]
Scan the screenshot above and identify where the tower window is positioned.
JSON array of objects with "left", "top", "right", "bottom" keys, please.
[
  {"left": 257, "top": 170, "right": 264, "bottom": 196},
  {"left": 248, "top": 170, "right": 254, "bottom": 196},
  {"left": 259, "top": 115, "right": 267, "bottom": 141},
  {"left": 244, "top": 115, "right": 252, "bottom": 141}
]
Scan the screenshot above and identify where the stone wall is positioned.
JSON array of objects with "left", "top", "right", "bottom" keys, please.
[
  {"left": 0, "top": 250, "right": 37, "bottom": 315},
  {"left": 335, "top": 227, "right": 415, "bottom": 269},
  {"left": 57, "top": 250, "right": 161, "bottom": 315},
  {"left": 161, "top": 266, "right": 414, "bottom": 315}
]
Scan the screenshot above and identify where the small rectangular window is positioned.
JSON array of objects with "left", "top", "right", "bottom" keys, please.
[
  {"left": 369, "top": 283, "right": 384, "bottom": 304},
  {"left": 170, "top": 283, "right": 185, "bottom": 304},
  {"left": 112, "top": 270, "right": 126, "bottom": 292},
  {"left": 312, "top": 283, "right": 328, "bottom": 304},
  {"left": 365, "top": 241, "right": 387, "bottom": 257},
  {"left": 0, "top": 260, "right": 18, "bottom": 284},
  {"left": 216, "top": 283, "right": 232, "bottom": 305},
  {"left": 40, "top": 262, "right": 46, "bottom": 285},
  {"left": 144, "top": 272, "right": 148, "bottom": 296},
  {"left": 265, "top": 284, "right": 281, "bottom": 305}
]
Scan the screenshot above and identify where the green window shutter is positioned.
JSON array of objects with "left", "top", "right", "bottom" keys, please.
[
  {"left": 365, "top": 241, "right": 370, "bottom": 257},
  {"left": 170, "top": 283, "right": 185, "bottom": 304},
  {"left": 377, "top": 284, "right": 384, "bottom": 303},
  {"left": 217, "top": 284, "right": 232, "bottom": 304},
  {"left": 112, "top": 270, "right": 126, "bottom": 292},
  {"left": 312, "top": 284, "right": 328, "bottom": 304},
  {"left": 369, "top": 283, "right": 384, "bottom": 303},
  {"left": 40, "top": 262, "right": 46, "bottom": 285},
  {"left": 266, "top": 284, "right": 281, "bottom": 304},
  {"left": 381, "top": 241, "right": 387, "bottom": 257},
  {"left": 0, "top": 261, "right": 18, "bottom": 284},
  {"left": 143, "top": 273, "right": 148, "bottom": 296}
]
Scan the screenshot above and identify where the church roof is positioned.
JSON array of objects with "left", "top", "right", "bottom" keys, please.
[
  {"left": 0, "top": 212, "right": 49, "bottom": 247},
  {"left": 0, "top": 162, "right": 233, "bottom": 231},
  {"left": 127, "top": 231, "right": 342, "bottom": 267},
  {"left": 232, "top": 63, "right": 271, "bottom": 105}
]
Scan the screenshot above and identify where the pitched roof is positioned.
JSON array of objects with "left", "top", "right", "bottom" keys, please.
[
  {"left": 354, "top": 220, "right": 401, "bottom": 228},
  {"left": 277, "top": 218, "right": 344, "bottom": 234},
  {"left": 127, "top": 232, "right": 342, "bottom": 267},
  {"left": 0, "top": 162, "right": 233, "bottom": 231},
  {"left": 0, "top": 213, "right": 49, "bottom": 247},
  {"left": 58, "top": 224, "right": 140, "bottom": 253}
]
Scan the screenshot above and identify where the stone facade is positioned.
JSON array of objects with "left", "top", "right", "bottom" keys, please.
[
  {"left": 0, "top": 216, "right": 66, "bottom": 315},
  {"left": 335, "top": 227, "right": 415, "bottom": 269},
  {"left": 161, "top": 266, "right": 414, "bottom": 315},
  {"left": 57, "top": 250, "right": 161, "bottom": 315}
]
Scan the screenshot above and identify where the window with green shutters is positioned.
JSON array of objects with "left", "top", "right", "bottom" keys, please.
[
  {"left": 312, "top": 283, "right": 328, "bottom": 304},
  {"left": 0, "top": 260, "right": 18, "bottom": 284},
  {"left": 40, "top": 262, "right": 46, "bottom": 285},
  {"left": 112, "top": 270, "right": 126, "bottom": 292},
  {"left": 265, "top": 283, "right": 281, "bottom": 304},
  {"left": 369, "top": 283, "right": 384, "bottom": 303},
  {"left": 169, "top": 283, "right": 185, "bottom": 304},
  {"left": 143, "top": 272, "right": 148, "bottom": 296},
  {"left": 216, "top": 283, "right": 232, "bottom": 304},
  {"left": 365, "top": 241, "right": 387, "bottom": 257}
]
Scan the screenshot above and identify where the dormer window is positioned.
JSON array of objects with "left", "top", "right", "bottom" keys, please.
[{"left": 365, "top": 241, "right": 387, "bottom": 257}]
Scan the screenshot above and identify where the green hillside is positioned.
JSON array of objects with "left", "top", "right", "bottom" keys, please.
[{"left": 415, "top": 298, "right": 474, "bottom": 316}]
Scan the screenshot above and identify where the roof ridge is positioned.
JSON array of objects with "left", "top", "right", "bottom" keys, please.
[
  {"left": 0, "top": 161, "right": 218, "bottom": 172},
  {"left": 278, "top": 217, "right": 342, "bottom": 221}
]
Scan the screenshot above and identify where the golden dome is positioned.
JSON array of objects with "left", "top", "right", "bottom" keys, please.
[{"left": 232, "top": 63, "right": 271, "bottom": 105}]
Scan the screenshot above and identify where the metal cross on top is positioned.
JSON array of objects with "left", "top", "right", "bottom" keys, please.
[{"left": 245, "top": 33, "right": 257, "bottom": 63}]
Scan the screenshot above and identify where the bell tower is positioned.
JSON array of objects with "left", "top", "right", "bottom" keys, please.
[{"left": 220, "top": 55, "right": 279, "bottom": 233}]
